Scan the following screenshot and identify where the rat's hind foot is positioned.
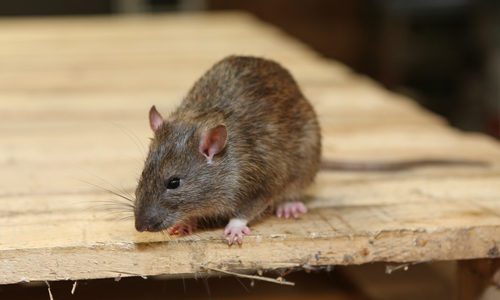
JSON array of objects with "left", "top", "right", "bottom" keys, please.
[
  {"left": 276, "top": 201, "right": 308, "bottom": 218},
  {"left": 167, "top": 219, "right": 197, "bottom": 236},
  {"left": 224, "top": 218, "right": 251, "bottom": 245}
]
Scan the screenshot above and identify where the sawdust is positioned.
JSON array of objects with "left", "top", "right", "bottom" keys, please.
[
  {"left": 202, "top": 266, "right": 295, "bottom": 286},
  {"left": 45, "top": 281, "right": 54, "bottom": 300},
  {"left": 71, "top": 281, "right": 77, "bottom": 295}
]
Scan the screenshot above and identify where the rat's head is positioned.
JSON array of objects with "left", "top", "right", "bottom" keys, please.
[{"left": 134, "top": 106, "right": 228, "bottom": 232}]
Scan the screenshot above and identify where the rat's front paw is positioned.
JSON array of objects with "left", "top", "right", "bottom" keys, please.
[
  {"left": 224, "top": 218, "right": 251, "bottom": 245},
  {"left": 276, "top": 201, "right": 308, "bottom": 218},
  {"left": 167, "top": 220, "right": 197, "bottom": 236}
]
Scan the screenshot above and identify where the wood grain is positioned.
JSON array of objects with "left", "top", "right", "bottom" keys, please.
[{"left": 0, "top": 12, "right": 499, "bottom": 285}]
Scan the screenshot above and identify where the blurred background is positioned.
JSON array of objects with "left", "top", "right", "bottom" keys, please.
[
  {"left": 1, "top": 0, "right": 499, "bottom": 138},
  {"left": 1, "top": 2, "right": 499, "bottom": 300}
]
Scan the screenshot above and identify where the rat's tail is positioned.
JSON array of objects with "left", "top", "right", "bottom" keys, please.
[{"left": 320, "top": 159, "right": 489, "bottom": 172}]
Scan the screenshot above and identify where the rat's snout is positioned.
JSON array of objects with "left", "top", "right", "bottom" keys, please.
[
  {"left": 135, "top": 216, "right": 164, "bottom": 232},
  {"left": 135, "top": 210, "right": 165, "bottom": 232}
]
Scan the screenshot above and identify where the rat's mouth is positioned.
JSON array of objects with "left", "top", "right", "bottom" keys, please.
[
  {"left": 135, "top": 215, "right": 175, "bottom": 232},
  {"left": 135, "top": 219, "right": 165, "bottom": 232},
  {"left": 134, "top": 207, "right": 181, "bottom": 232}
]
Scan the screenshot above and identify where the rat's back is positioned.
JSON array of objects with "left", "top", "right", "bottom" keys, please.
[{"left": 175, "top": 55, "right": 321, "bottom": 209}]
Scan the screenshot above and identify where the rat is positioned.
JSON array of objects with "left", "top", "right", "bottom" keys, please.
[
  {"left": 133, "top": 55, "right": 488, "bottom": 245},
  {"left": 134, "top": 55, "right": 321, "bottom": 244}
]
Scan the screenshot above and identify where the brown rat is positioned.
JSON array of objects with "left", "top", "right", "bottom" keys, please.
[
  {"left": 134, "top": 55, "right": 321, "bottom": 244},
  {"left": 133, "top": 55, "right": 488, "bottom": 244}
]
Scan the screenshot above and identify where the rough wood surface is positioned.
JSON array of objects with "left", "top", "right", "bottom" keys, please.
[{"left": 0, "top": 12, "right": 499, "bottom": 285}]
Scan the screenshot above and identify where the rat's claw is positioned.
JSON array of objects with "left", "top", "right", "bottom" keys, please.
[
  {"left": 167, "top": 220, "right": 197, "bottom": 236},
  {"left": 224, "top": 218, "right": 251, "bottom": 245},
  {"left": 276, "top": 206, "right": 284, "bottom": 218},
  {"left": 275, "top": 201, "right": 308, "bottom": 219}
]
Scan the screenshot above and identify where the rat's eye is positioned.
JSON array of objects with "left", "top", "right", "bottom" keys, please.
[{"left": 166, "top": 177, "right": 180, "bottom": 189}]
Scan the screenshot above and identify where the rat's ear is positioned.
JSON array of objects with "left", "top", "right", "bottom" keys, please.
[
  {"left": 149, "top": 105, "right": 164, "bottom": 132},
  {"left": 199, "top": 124, "right": 227, "bottom": 163}
]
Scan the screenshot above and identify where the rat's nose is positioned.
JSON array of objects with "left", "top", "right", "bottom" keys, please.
[{"left": 135, "top": 217, "right": 164, "bottom": 232}]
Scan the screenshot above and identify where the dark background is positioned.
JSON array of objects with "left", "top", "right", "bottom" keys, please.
[{"left": 2, "top": 0, "right": 499, "bottom": 138}]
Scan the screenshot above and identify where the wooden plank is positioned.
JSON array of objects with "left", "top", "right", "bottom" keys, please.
[{"left": 0, "top": 12, "right": 499, "bottom": 285}]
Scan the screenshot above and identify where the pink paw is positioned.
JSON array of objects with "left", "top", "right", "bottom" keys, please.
[
  {"left": 167, "top": 220, "right": 197, "bottom": 236},
  {"left": 224, "top": 218, "right": 251, "bottom": 245},
  {"left": 276, "top": 201, "right": 308, "bottom": 218}
]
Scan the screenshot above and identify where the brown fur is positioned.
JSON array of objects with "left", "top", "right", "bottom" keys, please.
[{"left": 134, "top": 56, "right": 321, "bottom": 232}]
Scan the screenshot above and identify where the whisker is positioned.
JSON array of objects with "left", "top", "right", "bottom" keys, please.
[
  {"left": 96, "top": 204, "right": 134, "bottom": 214},
  {"left": 88, "top": 200, "right": 134, "bottom": 206},
  {"left": 111, "top": 122, "right": 148, "bottom": 156},
  {"left": 78, "top": 174, "right": 135, "bottom": 199},
  {"left": 104, "top": 189, "right": 134, "bottom": 203},
  {"left": 94, "top": 206, "right": 134, "bottom": 214},
  {"left": 86, "top": 198, "right": 134, "bottom": 205},
  {"left": 103, "top": 214, "right": 134, "bottom": 222},
  {"left": 86, "top": 201, "right": 134, "bottom": 210},
  {"left": 118, "top": 182, "right": 135, "bottom": 199},
  {"left": 80, "top": 180, "right": 135, "bottom": 203},
  {"left": 104, "top": 213, "right": 133, "bottom": 219}
]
